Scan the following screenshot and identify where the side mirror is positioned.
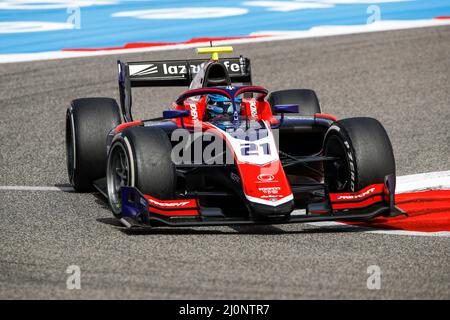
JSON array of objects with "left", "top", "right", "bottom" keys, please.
[
  {"left": 163, "top": 109, "right": 190, "bottom": 128},
  {"left": 273, "top": 104, "right": 299, "bottom": 114},
  {"left": 272, "top": 104, "right": 299, "bottom": 129},
  {"left": 163, "top": 110, "right": 190, "bottom": 119}
]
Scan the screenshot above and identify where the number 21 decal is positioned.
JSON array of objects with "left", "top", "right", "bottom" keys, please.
[{"left": 241, "top": 142, "right": 271, "bottom": 156}]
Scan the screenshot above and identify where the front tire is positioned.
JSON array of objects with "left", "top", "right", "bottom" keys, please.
[
  {"left": 106, "top": 126, "right": 176, "bottom": 217},
  {"left": 66, "top": 98, "right": 121, "bottom": 192},
  {"left": 323, "top": 117, "right": 395, "bottom": 192}
]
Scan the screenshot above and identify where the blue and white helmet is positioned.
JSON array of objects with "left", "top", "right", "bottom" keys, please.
[{"left": 206, "top": 94, "right": 242, "bottom": 118}]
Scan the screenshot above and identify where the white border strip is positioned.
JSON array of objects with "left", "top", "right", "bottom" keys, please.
[
  {"left": 0, "top": 185, "right": 74, "bottom": 191},
  {"left": 305, "top": 221, "right": 450, "bottom": 238},
  {"left": 1, "top": 19, "right": 450, "bottom": 64},
  {"left": 396, "top": 170, "right": 450, "bottom": 193}
]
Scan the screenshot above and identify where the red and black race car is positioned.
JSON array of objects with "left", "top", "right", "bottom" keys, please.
[{"left": 66, "top": 46, "right": 400, "bottom": 229}]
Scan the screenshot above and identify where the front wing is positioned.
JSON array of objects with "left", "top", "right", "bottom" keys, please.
[{"left": 105, "top": 175, "right": 402, "bottom": 229}]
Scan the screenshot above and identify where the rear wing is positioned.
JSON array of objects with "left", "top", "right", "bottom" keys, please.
[{"left": 117, "top": 57, "right": 251, "bottom": 121}]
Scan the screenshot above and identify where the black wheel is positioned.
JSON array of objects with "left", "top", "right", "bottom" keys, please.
[
  {"left": 324, "top": 117, "right": 395, "bottom": 192},
  {"left": 66, "top": 97, "right": 121, "bottom": 192},
  {"left": 106, "top": 126, "right": 176, "bottom": 217},
  {"left": 268, "top": 89, "right": 321, "bottom": 116}
]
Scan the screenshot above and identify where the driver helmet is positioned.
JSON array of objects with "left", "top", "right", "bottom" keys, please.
[{"left": 206, "top": 94, "right": 242, "bottom": 119}]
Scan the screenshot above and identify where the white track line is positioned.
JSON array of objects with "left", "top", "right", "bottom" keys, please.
[
  {"left": 1, "top": 19, "right": 450, "bottom": 64},
  {"left": 0, "top": 185, "right": 74, "bottom": 192}
]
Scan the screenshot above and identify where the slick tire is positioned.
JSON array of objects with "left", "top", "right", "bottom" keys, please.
[
  {"left": 66, "top": 97, "right": 121, "bottom": 192},
  {"left": 323, "top": 117, "right": 395, "bottom": 193},
  {"left": 106, "top": 126, "right": 176, "bottom": 217}
]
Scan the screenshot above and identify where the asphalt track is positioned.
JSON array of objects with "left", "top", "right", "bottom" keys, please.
[{"left": 1, "top": 26, "right": 450, "bottom": 299}]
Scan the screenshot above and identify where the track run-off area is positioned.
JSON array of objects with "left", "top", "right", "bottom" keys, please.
[{"left": 0, "top": 26, "right": 449, "bottom": 299}]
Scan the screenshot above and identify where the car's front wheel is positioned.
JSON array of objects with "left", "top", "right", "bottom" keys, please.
[
  {"left": 323, "top": 117, "right": 395, "bottom": 193},
  {"left": 106, "top": 126, "right": 176, "bottom": 217}
]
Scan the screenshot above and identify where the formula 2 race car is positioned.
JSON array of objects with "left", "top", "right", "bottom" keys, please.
[{"left": 66, "top": 46, "right": 400, "bottom": 229}]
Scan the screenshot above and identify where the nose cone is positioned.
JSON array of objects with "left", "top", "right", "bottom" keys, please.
[{"left": 249, "top": 198, "right": 295, "bottom": 219}]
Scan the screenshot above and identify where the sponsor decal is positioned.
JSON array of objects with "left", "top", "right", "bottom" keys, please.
[
  {"left": 129, "top": 64, "right": 158, "bottom": 76},
  {"left": 147, "top": 198, "right": 191, "bottom": 207},
  {"left": 161, "top": 60, "right": 241, "bottom": 76},
  {"left": 249, "top": 99, "right": 258, "bottom": 118},
  {"left": 258, "top": 186, "right": 280, "bottom": 194},
  {"left": 189, "top": 103, "right": 199, "bottom": 123},
  {"left": 162, "top": 63, "right": 200, "bottom": 75},
  {"left": 261, "top": 194, "right": 283, "bottom": 199},
  {"left": 336, "top": 187, "right": 376, "bottom": 201},
  {"left": 257, "top": 173, "right": 275, "bottom": 182},
  {"left": 222, "top": 60, "right": 241, "bottom": 73}
]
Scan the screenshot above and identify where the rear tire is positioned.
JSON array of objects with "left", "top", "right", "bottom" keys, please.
[
  {"left": 268, "top": 89, "right": 321, "bottom": 116},
  {"left": 66, "top": 97, "right": 121, "bottom": 192},
  {"left": 323, "top": 117, "right": 395, "bottom": 192},
  {"left": 106, "top": 126, "right": 176, "bottom": 217}
]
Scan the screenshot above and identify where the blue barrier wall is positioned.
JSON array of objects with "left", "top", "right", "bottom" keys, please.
[{"left": 1, "top": 0, "right": 449, "bottom": 54}]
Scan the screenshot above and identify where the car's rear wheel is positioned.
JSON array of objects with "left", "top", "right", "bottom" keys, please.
[
  {"left": 268, "top": 89, "right": 321, "bottom": 116},
  {"left": 323, "top": 117, "right": 395, "bottom": 193},
  {"left": 66, "top": 98, "right": 121, "bottom": 192},
  {"left": 107, "top": 126, "right": 176, "bottom": 217}
]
